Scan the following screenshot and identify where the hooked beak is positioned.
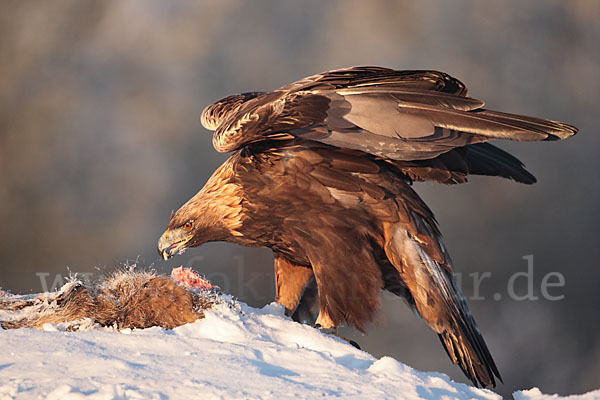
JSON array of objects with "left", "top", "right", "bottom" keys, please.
[{"left": 157, "top": 230, "right": 192, "bottom": 260}]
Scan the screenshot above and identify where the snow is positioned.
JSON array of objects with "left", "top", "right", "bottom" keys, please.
[
  {"left": 514, "top": 388, "right": 600, "bottom": 400},
  {"left": 0, "top": 300, "right": 598, "bottom": 399}
]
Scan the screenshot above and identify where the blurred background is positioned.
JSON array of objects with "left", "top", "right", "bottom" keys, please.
[{"left": 0, "top": 0, "right": 598, "bottom": 396}]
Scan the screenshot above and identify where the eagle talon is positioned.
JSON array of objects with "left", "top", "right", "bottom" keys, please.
[
  {"left": 314, "top": 324, "right": 361, "bottom": 349},
  {"left": 313, "top": 323, "right": 336, "bottom": 334}
]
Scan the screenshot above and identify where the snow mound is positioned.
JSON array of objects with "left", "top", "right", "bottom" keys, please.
[
  {"left": 514, "top": 388, "right": 600, "bottom": 400},
  {"left": 0, "top": 301, "right": 598, "bottom": 399}
]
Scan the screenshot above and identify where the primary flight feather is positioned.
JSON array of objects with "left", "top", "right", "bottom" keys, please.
[{"left": 158, "top": 66, "right": 576, "bottom": 388}]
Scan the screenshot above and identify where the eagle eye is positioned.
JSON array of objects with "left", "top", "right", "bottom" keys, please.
[{"left": 183, "top": 221, "right": 193, "bottom": 231}]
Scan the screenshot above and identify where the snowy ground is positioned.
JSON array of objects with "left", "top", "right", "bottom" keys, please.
[{"left": 0, "top": 299, "right": 598, "bottom": 399}]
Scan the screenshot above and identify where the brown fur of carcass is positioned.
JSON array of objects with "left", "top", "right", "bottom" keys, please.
[{"left": 0, "top": 271, "right": 214, "bottom": 330}]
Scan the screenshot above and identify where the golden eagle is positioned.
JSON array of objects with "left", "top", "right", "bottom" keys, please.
[{"left": 157, "top": 67, "right": 576, "bottom": 387}]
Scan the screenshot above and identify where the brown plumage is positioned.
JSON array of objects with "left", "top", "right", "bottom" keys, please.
[{"left": 157, "top": 67, "right": 577, "bottom": 387}]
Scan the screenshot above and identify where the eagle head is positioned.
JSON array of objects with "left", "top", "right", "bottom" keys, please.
[
  {"left": 157, "top": 213, "right": 197, "bottom": 260},
  {"left": 157, "top": 169, "right": 245, "bottom": 260}
]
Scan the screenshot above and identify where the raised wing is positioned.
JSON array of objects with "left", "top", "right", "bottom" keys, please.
[{"left": 201, "top": 66, "right": 577, "bottom": 159}]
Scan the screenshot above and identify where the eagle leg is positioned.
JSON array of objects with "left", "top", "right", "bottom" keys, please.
[{"left": 274, "top": 253, "right": 314, "bottom": 317}]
